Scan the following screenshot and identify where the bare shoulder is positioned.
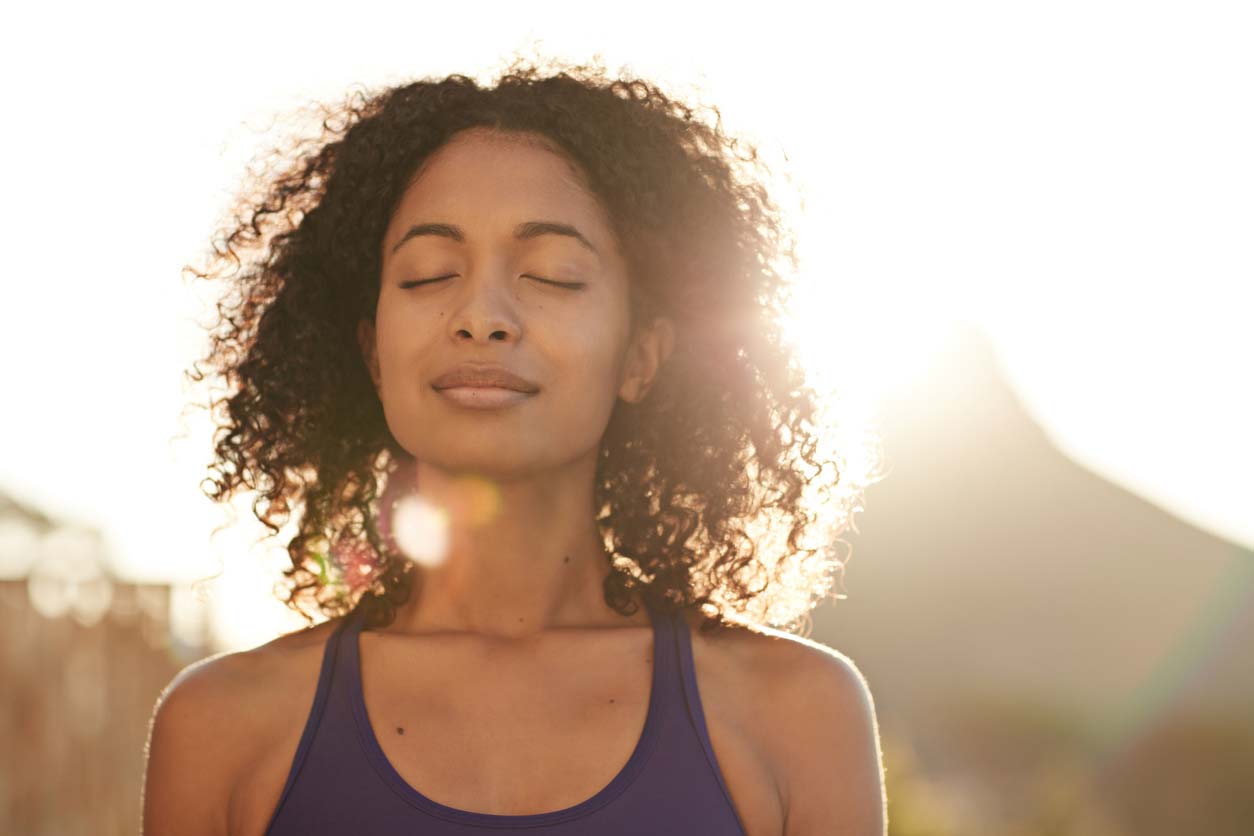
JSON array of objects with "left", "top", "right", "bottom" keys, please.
[
  {"left": 143, "top": 618, "right": 344, "bottom": 836},
  {"left": 152, "top": 617, "right": 341, "bottom": 726},
  {"left": 682, "top": 611, "right": 887, "bottom": 836},
  {"left": 679, "top": 608, "right": 868, "bottom": 696}
]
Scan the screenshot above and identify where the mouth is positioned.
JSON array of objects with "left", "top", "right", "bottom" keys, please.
[
  {"left": 432, "top": 385, "right": 537, "bottom": 410},
  {"left": 430, "top": 363, "right": 540, "bottom": 393}
]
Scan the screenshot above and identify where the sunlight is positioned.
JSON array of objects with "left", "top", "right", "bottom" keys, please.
[{"left": 694, "top": 71, "right": 963, "bottom": 422}]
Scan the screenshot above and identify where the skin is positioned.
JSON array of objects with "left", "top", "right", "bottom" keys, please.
[{"left": 355, "top": 125, "right": 676, "bottom": 639}]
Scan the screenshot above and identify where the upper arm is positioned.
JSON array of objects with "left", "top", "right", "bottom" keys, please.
[
  {"left": 142, "top": 655, "right": 248, "bottom": 836},
  {"left": 776, "top": 647, "right": 887, "bottom": 836}
]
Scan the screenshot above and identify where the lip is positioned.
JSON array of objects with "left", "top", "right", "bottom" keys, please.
[
  {"left": 431, "top": 363, "right": 540, "bottom": 393},
  {"left": 434, "top": 385, "right": 536, "bottom": 409}
]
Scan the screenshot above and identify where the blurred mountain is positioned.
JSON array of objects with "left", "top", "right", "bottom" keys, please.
[{"left": 809, "top": 322, "right": 1254, "bottom": 759}]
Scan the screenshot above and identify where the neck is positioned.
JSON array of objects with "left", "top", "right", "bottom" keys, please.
[{"left": 380, "top": 452, "right": 647, "bottom": 639}]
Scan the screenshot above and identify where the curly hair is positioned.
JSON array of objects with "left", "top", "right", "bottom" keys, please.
[{"left": 184, "top": 52, "right": 868, "bottom": 636}]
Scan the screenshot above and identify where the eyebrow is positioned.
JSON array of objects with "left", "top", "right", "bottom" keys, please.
[{"left": 389, "top": 220, "right": 600, "bottom": 259}]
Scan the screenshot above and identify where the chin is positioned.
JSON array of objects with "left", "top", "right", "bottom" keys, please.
[{"left": 408, "top": 444, "right": 550, "bottom": 480}]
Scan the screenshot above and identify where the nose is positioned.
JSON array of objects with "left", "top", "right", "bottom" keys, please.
[{"left": 446, "top": 272, "right": 522, "bottom": 344}]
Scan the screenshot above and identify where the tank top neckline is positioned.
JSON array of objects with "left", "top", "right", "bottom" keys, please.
[{"left": 341, "top": 598, "right": 675, "bottom": 828}]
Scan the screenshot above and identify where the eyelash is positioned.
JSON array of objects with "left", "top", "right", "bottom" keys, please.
[{"left": 399, "top": 274, "right": 587, "bottom": 290}]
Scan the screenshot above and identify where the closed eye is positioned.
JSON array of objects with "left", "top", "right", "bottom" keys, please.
[
  {"left": 526, "top": 274, "right": 587, "bottom": 290},
  {"left": 399, "top": 274, "right": 586, "bottom": 290},
  {"left": 399, "top": 274, "right": 455, "bottom": 289}
]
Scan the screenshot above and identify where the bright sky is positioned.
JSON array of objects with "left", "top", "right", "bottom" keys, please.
[{"left": 1, "top": 1, "right": 1249, "bottom": 652}]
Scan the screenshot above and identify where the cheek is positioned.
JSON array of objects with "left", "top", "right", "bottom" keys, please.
[
  {"left": 561, "top": 304, "right": 629, "bottom": 378},
  {"left": 558, "top": 335, "right": 631, "bottom": 421},
  {"left": 375, "top": 306, "right": 439, "bottom": 369}
]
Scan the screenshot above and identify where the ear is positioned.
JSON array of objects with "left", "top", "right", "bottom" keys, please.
[
  {"left": 357, "top": 318, "right": 382, "bottom": 393},
  {"left": 618, "top": 316, "right": 676, "bottom": 403}
]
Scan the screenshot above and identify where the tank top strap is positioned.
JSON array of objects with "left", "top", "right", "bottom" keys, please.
[
  {"left": 668, "top": 604, "right": 746, "bottom": 823},
  {"left": 263, "top": 610, "right": 356, "bottom": 833},
  {"left": 333, "top": 603, "right": 368, "bottom": 702},
  {"left": 643, "top": 594, "right": 679, "bottom": 702}
]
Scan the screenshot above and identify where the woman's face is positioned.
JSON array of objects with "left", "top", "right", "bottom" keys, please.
[{"left": 358, "top": 127, "right": 672, "bottom": 480}]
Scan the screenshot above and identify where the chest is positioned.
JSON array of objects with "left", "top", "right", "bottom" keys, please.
[{"left": 232, "top": 629, "right": 785, "bottom": 836}]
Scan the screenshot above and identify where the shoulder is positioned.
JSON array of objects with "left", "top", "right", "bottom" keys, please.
[
  {"left": 143, "top": 618, "right": 345, "bottom": 835},
  {"left": 152, "top": 617, "right": 342, "bottom": 726},
  {"left": 680, "top": 608, "right": 870, "bottom": 700},
  {"left": 687, "top": 612, "right": 887, "bottom": 836}
]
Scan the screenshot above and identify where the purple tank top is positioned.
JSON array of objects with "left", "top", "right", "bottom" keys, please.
[{"left": 263, "top": 597, "right": 750, "bottom": 834}]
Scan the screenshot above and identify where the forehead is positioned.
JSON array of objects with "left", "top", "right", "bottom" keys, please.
[{"left": 386, "top": 128, "right": 614, "bottom": 251}]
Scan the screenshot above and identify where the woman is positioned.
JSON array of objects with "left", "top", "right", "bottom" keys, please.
[{"left": 143, "top": 56, "right": 886, "bottom": 836}]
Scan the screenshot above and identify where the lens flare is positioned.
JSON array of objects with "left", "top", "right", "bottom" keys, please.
[
  {"left": 391, "top": 494, "right": 450, "bottom": 568},
  {"left": 453, "top": 474, "right": 502, "bottom": 529},
  {"left": 376, "top": 456, "right": 504, "bottom": 569}
]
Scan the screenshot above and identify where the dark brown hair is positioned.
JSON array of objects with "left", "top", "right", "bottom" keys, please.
[{"left": 184, "top": 53, "right": 862, "bottom": 635}]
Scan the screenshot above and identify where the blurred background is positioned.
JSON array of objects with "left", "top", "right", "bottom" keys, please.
[{"left": 2, "top": 1, "right": 1251, "bottom": 834}]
